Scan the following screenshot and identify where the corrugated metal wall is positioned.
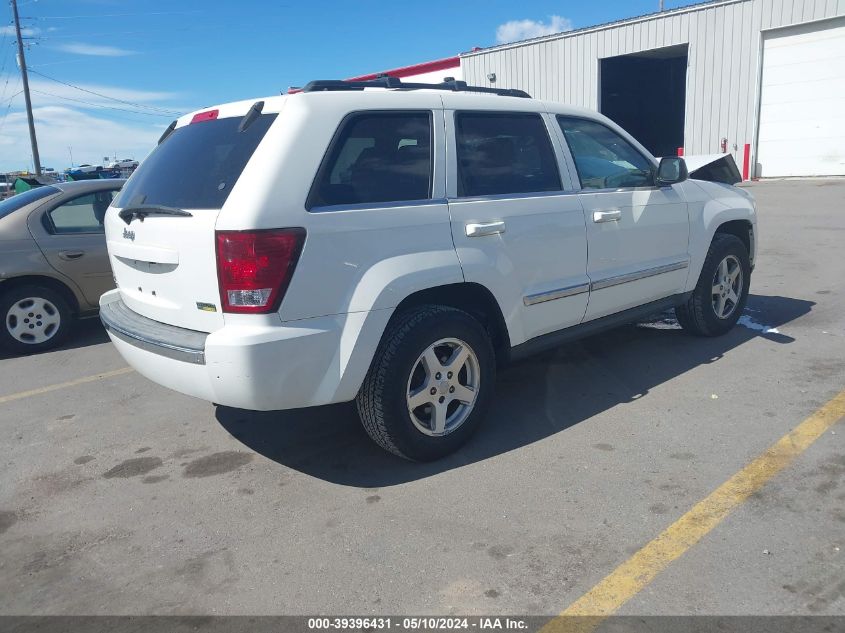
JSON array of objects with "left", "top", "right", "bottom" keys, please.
[{"left": 461, "top": 0, "right": 845, "bottom": 168}]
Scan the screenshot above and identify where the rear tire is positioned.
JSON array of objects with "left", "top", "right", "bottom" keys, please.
[
  {"left": 676, "top": 234, "right": 750, "bottom": 337},
  {"left": 0, "top": 285, "right": 72, "bottom": 354},
  {"left": 356, "top": 305, "right": 495, "bottom": 461}
]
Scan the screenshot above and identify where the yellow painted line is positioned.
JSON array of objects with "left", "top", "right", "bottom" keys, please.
[
  {"left": 543, "top": 387, "right": 845, "bottom": 633},
  {"left": 0, "top": 367, "right": 134, "bottom": 405}
]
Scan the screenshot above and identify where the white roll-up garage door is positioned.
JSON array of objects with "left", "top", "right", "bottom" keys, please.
[{"left": 757, "top": 18, "right": 845, "bottom": 177}]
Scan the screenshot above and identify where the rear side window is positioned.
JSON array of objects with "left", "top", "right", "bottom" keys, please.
[
  {"left": 557, "top": 116, "right": 654, "bottom": 189},
  {"left": 115, "top": 113, "right": 277, "bottom": 210},
  {"left": 308, "top": 111, "right": 432, "bottom": 209},
  {"left": 48, "top": 191, "right": 115, "bottom": 234},
  {"left": 455, "top": 112, "right": 561, "bottom": 197},
  {"left": 0, "top": 186, "right": 59, "bottom": 220}
]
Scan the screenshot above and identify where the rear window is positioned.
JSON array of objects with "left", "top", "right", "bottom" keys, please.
[
  {"left": 0, "top": 186, "right": 60, "bottom": 220},
  {"left": 115, "top": 113, "right": 277, "bottom": 210}
]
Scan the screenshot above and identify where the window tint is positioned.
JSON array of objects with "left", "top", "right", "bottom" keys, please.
[
  {"left": 48, "top": 191, "right": 115, "bottom": 234},
  {"left": 0, "top": 186, "right": 59, "bottom": 220},
  {"left": 116, "top": 113, "right": 277, "bottom": 210},
  {"left": 455, "top": 112, "right": 560, "bottom": 197},
  {"left": 557, "top": 116, "right": 654, "bottom": 189},
  {"left": 309, "top": 111, "right": 432, "bottom": 208}
]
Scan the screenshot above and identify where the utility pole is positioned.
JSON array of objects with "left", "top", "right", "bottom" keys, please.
[
  {"left": 659, "top": 0, "right": 665, "bottom": 11},
  {"left": 11, "top": 0, "right": 41, "bottom": 175}
]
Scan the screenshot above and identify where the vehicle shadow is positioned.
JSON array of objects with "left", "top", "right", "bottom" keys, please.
[
  {"left": 0, "top": 317, "right": 109, "bottom": 360},
  {"left": 214, "top": 294, "right": 813, "bottom": 487}
]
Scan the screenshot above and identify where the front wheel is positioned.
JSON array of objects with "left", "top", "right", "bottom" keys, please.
[
  {"left": 676, "top": 234, "right": 751, "bottom": 336},
  {"left": 356, "top": 305, "right": 495, "bottom": 461}
]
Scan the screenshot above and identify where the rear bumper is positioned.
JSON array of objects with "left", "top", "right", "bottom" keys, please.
[
  {"left": 99, "top": 289, "right": 390, "bottom": 411},
  {"left": 101, "top": 298, "right": 207, "bottom": 364}
]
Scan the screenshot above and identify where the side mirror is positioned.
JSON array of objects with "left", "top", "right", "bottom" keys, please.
[{"left": 656, "top": 156, "right": 688, "bottom": 186}]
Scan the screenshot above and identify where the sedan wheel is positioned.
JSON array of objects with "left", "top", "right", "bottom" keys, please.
[
  {"left": 0, "top": 285, "right": 72, "bottom": 354},
  {"left": 6, "top": 296, "right": 62, "bottom": 344}
]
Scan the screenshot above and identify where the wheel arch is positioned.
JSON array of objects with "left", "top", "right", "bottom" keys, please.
[
  {"left": 0, "top": 275, "right": 81, "bottom": 315},
  {"left": 714, "top": 219, "right": 754, "bottom": 266},
  {"left": 391, "top": 282, "right": 511, "bottom": 364}
]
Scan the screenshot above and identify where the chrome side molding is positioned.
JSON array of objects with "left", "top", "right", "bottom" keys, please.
[
  {"left": 523, "top": 282, "right": 590, "bottom": 306},
  {"left": 590, "top": 259, "right": 689, "bottom": 291}
]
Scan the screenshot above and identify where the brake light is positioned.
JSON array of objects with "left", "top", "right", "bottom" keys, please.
[
  {"left": 215, "top": 229, "right": 305, "bottom": 314},
  {"left": 191, "top": 109, "right": 219, "bottom": 124}
]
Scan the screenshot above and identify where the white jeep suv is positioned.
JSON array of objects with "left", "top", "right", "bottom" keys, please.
[{"left": 100, "top": 78, "right": 757, "bottom": 461}]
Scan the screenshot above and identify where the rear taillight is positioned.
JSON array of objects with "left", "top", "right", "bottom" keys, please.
[{"left": 215, "top": 228, "right": 305, "bottom": 314}]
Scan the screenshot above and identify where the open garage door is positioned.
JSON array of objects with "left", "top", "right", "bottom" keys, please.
[
  {"left": 757, "top": 18, "right": 845, "bottom": 177},
  {"left": 600, "top": 45, "right": 688, "bottom": 158}
]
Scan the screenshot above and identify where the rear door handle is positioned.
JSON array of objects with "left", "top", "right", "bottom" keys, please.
[
  {"left": 593, "top": 210, "right": 622, "bottom": 223},
  {"left": 466, "top": 221, "right": 506, "bottom": 237},
  {"left": 58, "top": 250, "right": 85, "bottom": 260}
]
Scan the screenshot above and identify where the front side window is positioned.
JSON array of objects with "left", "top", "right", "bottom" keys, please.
[
  {"left": 308, "top": 111, "right": 432, "bottom": 209},
  {"left": 48, "top": 191, "right": 115, "bottom": 234},
  {"left": 455, "top": 112, "right": 561, "bottom": 197},
  {"left": 557, "top": 116, "right": 654, "bottom": 190}
]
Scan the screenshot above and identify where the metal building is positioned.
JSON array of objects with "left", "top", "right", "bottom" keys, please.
[{"left": 461, "top": 0, "right": 845, "bottom": 178}]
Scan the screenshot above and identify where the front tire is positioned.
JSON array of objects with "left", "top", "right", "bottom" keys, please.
[
  {"left": 356, "top": 305, "right": 495, "bottom": 461},
  {"left": 0, "top": 285, "right": 72, "bottom": 354},
  {"left": 676, "top": 234, "right": 750, "bottom": 336}
]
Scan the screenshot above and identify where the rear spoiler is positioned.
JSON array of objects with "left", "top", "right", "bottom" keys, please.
[{"left": 682, "top": 153, "right": 743, "bottom": 185}]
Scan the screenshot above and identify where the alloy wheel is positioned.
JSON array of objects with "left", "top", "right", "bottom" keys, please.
[
  {"left": 406, "top": 337, "right": 480, "bottom": 437},
  {"left": 711, "top": 255, "right": 743, "bottom": 319}
]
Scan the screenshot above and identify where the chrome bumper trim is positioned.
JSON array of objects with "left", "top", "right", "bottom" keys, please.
[{"left": 100, "top": 298, "right": 207, "bottom": 365}]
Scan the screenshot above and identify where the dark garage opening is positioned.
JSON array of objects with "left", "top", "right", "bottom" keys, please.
[{"left": 600, "top": 44, "right": 688, "bottom": 157}]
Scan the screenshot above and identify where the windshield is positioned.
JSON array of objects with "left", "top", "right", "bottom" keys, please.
[
  {"left": 115, "top": 113, "right": 277, "bottom": 210},
  {"left": 0, "top": 186, "right": 60, "bottom": 220}
]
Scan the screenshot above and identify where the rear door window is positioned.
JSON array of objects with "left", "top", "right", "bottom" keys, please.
[
  {"left": 47, "top": 191, "right": 115, "bottom": 234},
  {"left": 308, "top": 111, "right": 433, "bottom": 209},
  {"left": 115, "top": 113, "right": 277, "bottom": 210},
  {"left": 455, "top": 112, "right": 561, "bottom": 197}
]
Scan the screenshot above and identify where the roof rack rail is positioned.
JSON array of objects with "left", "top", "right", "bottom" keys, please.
[{"left": 299, "top": 77, "right": 531, "bottom": 98}]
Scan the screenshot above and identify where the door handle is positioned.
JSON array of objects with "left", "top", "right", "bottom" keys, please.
[
  {"left": 465, "top": 221, "right": 506, "bottom": 237},
  {"left": 58, "top": 250, "right": 85, "bottom": 260},
  {"left": 593, "top": 210, "right": 622, "bottom": 223}
]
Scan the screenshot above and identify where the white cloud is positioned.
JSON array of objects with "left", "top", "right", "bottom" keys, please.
[
  {"left": 0, "top": 74, "right": 186, "bottom": 111},
  {"left": 55, "top": 42, "right": 138, "bottom": 57},
  {"left": 495, "top": 15, "right": 574, "bottom": 44},
  {"left": 0, "top": 76, "right": 190, "bottom": 171},
  {"left": 0, "top": 25, "right": 40, "bottom": 37},
  {"left": 0, "top": 105, "right": 161, "bottom": 172}
]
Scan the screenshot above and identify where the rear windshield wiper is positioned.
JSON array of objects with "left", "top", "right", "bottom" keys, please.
[{"left": 118, "top": 205, "right": 193, "bottom": 225}]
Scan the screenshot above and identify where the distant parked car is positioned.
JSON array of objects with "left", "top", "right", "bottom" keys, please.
[
  {"left": 0, "top": 175, "right": 11, "bottom": 198},
  {"left": 0, "top": 179, "right": 125, "bottom": 353},
  {"left": 74, "top": 164, "right": 100, "bottom": 173},
  {"left": 109, "top": 158, "right": 139, "bottom": 169}
]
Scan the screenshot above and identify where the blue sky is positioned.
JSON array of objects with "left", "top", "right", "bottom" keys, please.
[{"left": 0, "top": 0, "right": 700, "bottom": 172}]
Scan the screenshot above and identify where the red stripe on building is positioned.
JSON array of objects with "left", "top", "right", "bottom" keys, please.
[{"left": 346, "top": 55, "right": 460, "bottom": 81}]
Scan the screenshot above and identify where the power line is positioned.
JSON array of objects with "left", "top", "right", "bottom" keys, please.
[
  {"left": 26, "top": 67, "right": 181, "bottom": 115},
  {"left": 30, "top": 87, "right": 173, "bottom": 117},
  {"left": 32, "top": 10, "right": 203, "bottom": 20},
  {"left": 0, "top": 88, "right": 23, "bottom": 104}
]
